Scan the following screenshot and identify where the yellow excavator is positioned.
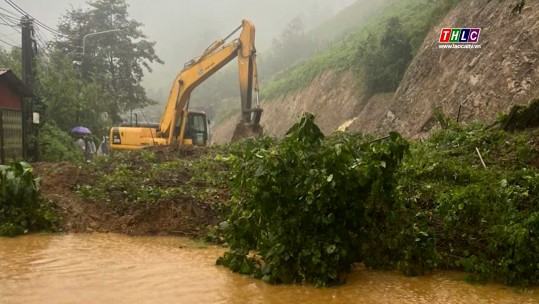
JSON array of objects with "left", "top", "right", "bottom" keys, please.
[{"left": 110, "top": 19, "right": 263, "bottom": 150}]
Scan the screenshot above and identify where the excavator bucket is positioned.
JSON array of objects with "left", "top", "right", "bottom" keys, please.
[
  {"left": 231, "top": 122, "right": 263, "bottom": 142},
  {"left": 231, "top": 108, "right": 263, "bottom": 142}
]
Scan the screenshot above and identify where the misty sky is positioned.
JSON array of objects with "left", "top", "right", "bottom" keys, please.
[{"left": 0, "top": 0, "right": 355, "bottom": 91}]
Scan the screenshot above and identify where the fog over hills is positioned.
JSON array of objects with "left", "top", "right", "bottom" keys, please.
[{"left": 0, "top": 0, "right": 355, "bottom": 91}]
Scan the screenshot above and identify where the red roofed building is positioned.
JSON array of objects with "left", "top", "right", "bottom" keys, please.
[{"left": 0, "top": 68, "right": 32, "bottom": 163}]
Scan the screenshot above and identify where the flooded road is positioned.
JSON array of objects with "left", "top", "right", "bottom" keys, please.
[{"left": 1, "top": 233, "right": 538, "bottom": 304}]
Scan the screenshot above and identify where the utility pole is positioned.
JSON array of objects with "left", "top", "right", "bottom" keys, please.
[{"left": 21, "top": 15, "right": 36, "bottom": 161}]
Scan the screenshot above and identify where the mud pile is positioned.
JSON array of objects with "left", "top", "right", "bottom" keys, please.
[{"left": 33, "top": 146, "right": 228, "bottom": 237}]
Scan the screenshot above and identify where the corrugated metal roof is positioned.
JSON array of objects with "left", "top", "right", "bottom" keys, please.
[{"left": 0, "top": 68, "right": 33, "bottom": 97}]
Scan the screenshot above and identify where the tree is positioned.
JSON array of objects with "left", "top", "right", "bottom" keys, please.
[
  {"left": 0, "top": 47, "right": 22, "bottom": 76},
  {"left": 53, "top": 0, "right": 163, "bottom": 119},
  {"left": 360, "top": 17, "right": 412, "bottom": 97},
  {"left": 36, "top": 53, "right": 113, "bottom": 135},
  {"left": 260, "top": 16, "right": 316, "bottom": 77}
]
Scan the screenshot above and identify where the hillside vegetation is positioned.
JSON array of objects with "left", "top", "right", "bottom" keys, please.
[
  {"left": 211, "top": 0, "right": 467, "bottom": 143},
  {"left": 384, "top": 0, "right": 539, "bottom": 138},
  {"left": 217, "top": 108, "right": 539, "bottom": 287},
  {"left": 261, "top": 0, "right": 462, "bottom": 101}
]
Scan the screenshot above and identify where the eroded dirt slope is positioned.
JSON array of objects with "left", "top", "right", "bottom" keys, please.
[
  {"left": 212, "top": 71, "right": 363, "bottom": 144},
  {"left": 380, "top": 0, "right": 539, "bottom": 138}
]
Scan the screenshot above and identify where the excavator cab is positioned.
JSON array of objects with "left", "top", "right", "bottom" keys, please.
[{"left": 176, "top": 111, "right": 209, "bottom": 146}]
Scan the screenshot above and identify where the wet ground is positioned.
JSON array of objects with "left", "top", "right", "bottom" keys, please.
[{"left": 1, "top": 233, "right": 538, "bottom": 304}]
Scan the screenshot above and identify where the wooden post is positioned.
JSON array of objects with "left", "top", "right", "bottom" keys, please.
[
  {"left": 0, "top": 110, "right": 4, "bottom": 164},
  {"left": 475, "top": 147, "right": 487, "bottom": 168}
]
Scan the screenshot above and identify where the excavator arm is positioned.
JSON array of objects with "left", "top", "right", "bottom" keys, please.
[
  {"left": 161, "top": 19, "right": 262, "bottom": 143},
  {"left": 232, "top": 20, "right": 263, "bottom": 141}
]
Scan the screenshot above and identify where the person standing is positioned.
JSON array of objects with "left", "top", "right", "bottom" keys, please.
[
  {"left": 76, "top": 136, "right": 86, "bottom": 152},
  {"left": 89, "top": 138, "right": 97, "bottom": 157},
  {"left": 83, "top": 136, "right": 96, "bottom": 161},
  {"left": 98, "top": 136, "right": 110, "bottom": 155}
]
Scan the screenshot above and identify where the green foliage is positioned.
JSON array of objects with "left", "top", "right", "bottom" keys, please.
[
  {"left": 259, "top": 17, "right": 316, "bottom": 79},
  {"left": 0, "top": 162, "right": 59, "bottom": 236},
  {"left": 499, "top": 98, "right": 539, "bottom": 131},
  {"left": 216, "top": 113, "right": 539, "bottom": 287},
  {"left": 38, "top": 122, "right": 84, "bottom": 162},
  {"left": 77, "top": 148, "right": 230, "bottom": 216},
  {"left": 309, "top": 0, "right": 395, "bottom": 44},
  {"left": 262, "top": 0, "right": 464, "bottom": 100},
  {"left": 395, "top": 121, "right": 539, "bottom": 286},
  {"left": 53, "top": 0, "right": 163, "bottom": 114},
  {"left": 0, "top": 47, "right": 21, "bottom": 75},
  {"left": 261, "top": 39, "right": 354, "bottom": 100},
  {"left": 36, "top": 56, "right": 117, "bottom": 137},
  {"left": 0, "top": 2, "right": 162, "bottom": 140},
  {"left": 194, "top": 1, "right": 396, "bottom": 131},
  {"left": 217, "top": 113, "right": 409, "bottom": 286},
  {"left": 359, "top": 17, "right": 413, "bottom": 97}
]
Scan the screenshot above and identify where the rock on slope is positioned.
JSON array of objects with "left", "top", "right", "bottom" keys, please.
[{"left": 380, "top": 0, "right": 539, "bottom": 138}]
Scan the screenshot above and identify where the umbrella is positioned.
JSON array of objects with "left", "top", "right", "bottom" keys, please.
[{"left": 71, "top": 126, "right": 92, "bottom": 134}]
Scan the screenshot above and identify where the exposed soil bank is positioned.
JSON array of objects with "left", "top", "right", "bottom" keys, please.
[{"left": 32, "top": 147, "right": 227, "bottom": 238}]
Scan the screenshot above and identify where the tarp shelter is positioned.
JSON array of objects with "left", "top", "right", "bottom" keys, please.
[{"left": 0, "top": 68, "right": 33, "bottom": 164}]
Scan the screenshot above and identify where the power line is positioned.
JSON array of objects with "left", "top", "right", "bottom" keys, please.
[
  {"left": 34, "top": 27, "right": 47, "bottom": 44},
  {"left": 0, "top": 14, "right": 20, "bottom": 33},
  {"left": 0, "top": 37, "right": 16, "bottom": 47},
  {"left": 0, "top": 6, "right": 22, "bottom": 35},
  {"left": 33, "top": 27, "right": 50, "bottom": 52},
  {"left": 0, "top": 6, "right": 20, "bottom": 18},
  {"left": 4, "top": 0, "right": 65, "bottom": 37},
  {"left": 34, "top": 18, "right": 64, "bottom": 37},
  {"left": 0, "top": 30, "right": 17, "bottom": 37},
  {"left": 0, "top": 12, "right": 20, "bottom": 26},
  {"left": 0, "top": 32, "right": 17, "bottom": 44},
  {"left": 0, "top": 11, "right": 20, "bottom": 21},
  {"left": 2, "top": 0, "right": 24, "bottom": 17}
]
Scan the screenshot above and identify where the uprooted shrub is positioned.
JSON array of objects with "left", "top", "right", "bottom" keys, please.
[
  {"left": 217, "top": 113, "right": 409, "bottom": 286},
  {"left": 217, "top": 112, "right": 539, "bottom": 288}
]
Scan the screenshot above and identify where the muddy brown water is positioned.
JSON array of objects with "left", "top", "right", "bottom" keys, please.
[{"left": 1, "top": 233, "right": 538, "bottom": 304}]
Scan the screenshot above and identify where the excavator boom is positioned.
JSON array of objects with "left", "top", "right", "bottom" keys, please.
[{"left": 160, "top": 19, "right": 263, "bottom": 143}]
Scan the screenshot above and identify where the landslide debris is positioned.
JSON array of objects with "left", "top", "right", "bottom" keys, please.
[
  {"left": 33, "top": 145, "right": 229, "bottom": 238},
  {"left": 218, "top": 111, "right": 539, "bottom": 287}
]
